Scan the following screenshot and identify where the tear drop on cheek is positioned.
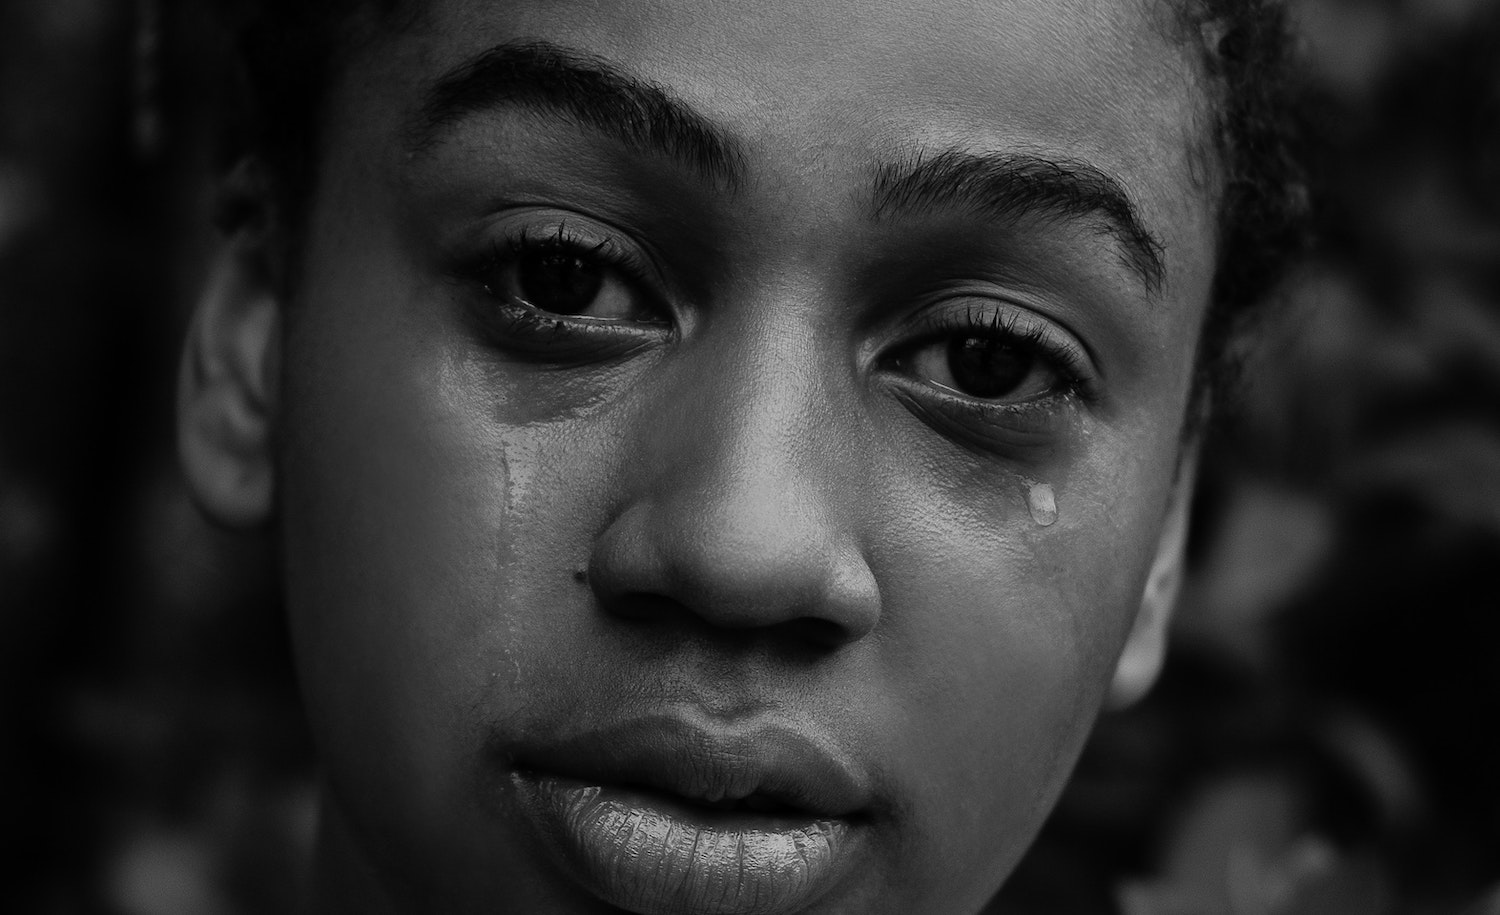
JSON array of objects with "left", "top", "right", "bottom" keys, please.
[{"left": 1027, "top": 482, "right": 1058, "bottom": 527}]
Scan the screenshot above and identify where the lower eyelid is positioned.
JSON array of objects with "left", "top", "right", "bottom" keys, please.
[
  {"left": 493, "top": 296, "right": 670, "bottom": 335},
  {"left": 907, "top": 370, "right": 1073, "bottom": 416},
  {"left": 888, "top": 381, "right": 1071, "bottom": 455},
  {"left": 461, "top": 298, "right": 669, "bottom": 366}
]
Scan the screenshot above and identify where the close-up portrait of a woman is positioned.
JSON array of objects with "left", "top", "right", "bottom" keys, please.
[{"left": 1, "top": 1, "right": 1497, "bottom": 913}]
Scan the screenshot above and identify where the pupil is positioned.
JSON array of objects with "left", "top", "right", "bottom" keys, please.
[
  {"left": 519, "top": 251, "right": 603, "bottom": 315},
  {"left": 947, "top": 336, "right": 1033, "bottom": 398}
]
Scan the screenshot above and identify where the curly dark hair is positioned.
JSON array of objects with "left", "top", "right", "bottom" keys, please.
[
  {"left": 1184, "top": 0, "right": 1311, "bottom": 412},
  {"left": 223, "top": 0, "right": 1310, "bottom": 410}
]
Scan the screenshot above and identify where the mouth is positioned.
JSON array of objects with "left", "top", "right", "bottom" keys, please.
[{"left": 507, "top": 715, "right": 870, "bottom": 915}]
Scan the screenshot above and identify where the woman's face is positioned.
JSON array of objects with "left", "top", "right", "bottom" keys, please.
[{"left": 269, "top": 0, "right": 1218, "bottom": 911}]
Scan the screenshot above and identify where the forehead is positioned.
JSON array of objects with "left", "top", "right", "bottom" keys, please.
[{"left": 361, "top": 0, "right": 1204, "bottom": 171}]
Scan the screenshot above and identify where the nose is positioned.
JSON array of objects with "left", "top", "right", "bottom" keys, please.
[{"left": 587, "top": 332, "right": 881, "bottom": 650}]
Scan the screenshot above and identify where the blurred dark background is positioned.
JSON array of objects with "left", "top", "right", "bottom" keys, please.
[{"left": 1, "top": 1, "right": 1497, "bottom": 912}]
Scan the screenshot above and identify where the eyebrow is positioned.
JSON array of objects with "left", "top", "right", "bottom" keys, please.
[
  {"left": 410, "top": 41, "right": 746, "bottom": 186},
  {"left": 872, "top": 150, "right": 1167, "bottom": 292}
]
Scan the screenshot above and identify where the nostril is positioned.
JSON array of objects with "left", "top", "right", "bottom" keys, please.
[
  {"left": 781, "top": 616, "right": 854, "bottom": 651},
  {"left": 603, "top": 591, "right": 691, "bottom": 624},
  {"left": 599, "top": 592, "right": 852, "bottom": 651}
]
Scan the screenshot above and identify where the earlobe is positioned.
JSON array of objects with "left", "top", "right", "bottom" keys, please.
[
  {"left": 176, "top": 237, "right": 282, "bottom": 529},
  {"left": 1107, "top": 445, "right": 1200, "bottom": 709}
]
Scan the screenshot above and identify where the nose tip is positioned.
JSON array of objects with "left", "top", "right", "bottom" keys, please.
[{"left": 587, "top": 495, "right": 882, "bottom": 649}]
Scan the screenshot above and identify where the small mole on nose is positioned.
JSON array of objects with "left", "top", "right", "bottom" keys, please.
[{"left": 1027, "top": 483, "right": 1058, "bottom": 526}]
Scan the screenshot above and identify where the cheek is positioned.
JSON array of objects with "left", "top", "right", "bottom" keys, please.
[
  {"left": 277, "top": 312, "right": 507, "bottom": 802},
  {"left": 274, "top": 229, "right": 661, "bottom": 841},
  {"left": 863, "top": 442, "right": 1165, "bottom": 889},
  {"left": 273, "top": 204, "right": 570, "bottom": 881}
]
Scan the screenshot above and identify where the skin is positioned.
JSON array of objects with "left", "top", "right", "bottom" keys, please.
[{"left": 180, "top": 0, "right": 1221, "bottom": 912}]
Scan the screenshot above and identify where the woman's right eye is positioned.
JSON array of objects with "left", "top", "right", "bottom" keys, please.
[
  {"left": 458, "top": 224, "right": 674, "bottom": 360},
  {"left": 480, "top": 231, "right": 665, "bottom": 326}
]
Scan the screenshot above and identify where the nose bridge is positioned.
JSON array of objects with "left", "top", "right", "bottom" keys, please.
[
  {"left": 594, "top": 311, "right": 880, "bottom": 644},
  {"left": 680, "top": 324, "right": 833, "bottom": 513}
]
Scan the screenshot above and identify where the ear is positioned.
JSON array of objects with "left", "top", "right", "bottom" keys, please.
[
  {"left": 1107, "top": 442, "right": 1200, "bottom": 709},
  {"left": 176, "top": 228, "right": 282, "bottom": 529}
]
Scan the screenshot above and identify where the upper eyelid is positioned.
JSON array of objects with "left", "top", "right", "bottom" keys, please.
[
  {"left": 504, "top": 224, "right": 647, "bottom": 277},
  {"left": 449, "top": 206, "right": 662, "bottom": 281},
  {"left": 898, "top": 300, "right": 1094, "bottom": 379}
]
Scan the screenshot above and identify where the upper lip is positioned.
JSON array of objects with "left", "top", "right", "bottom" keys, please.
[{"left": 510, "top": 712, "right": 872, "bottom": 818}]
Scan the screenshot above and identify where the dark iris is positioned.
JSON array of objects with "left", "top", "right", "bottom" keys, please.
[
  {"left": 517, "top": 250, "right": 604, "bottom": 315},
  {"left": 948, "top": 335, "right": 1034, "bottom": 398}
]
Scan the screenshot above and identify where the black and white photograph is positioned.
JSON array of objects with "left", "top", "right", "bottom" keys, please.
[{"left": 1, "top": 0, "right": 1497, "bottom": 912}]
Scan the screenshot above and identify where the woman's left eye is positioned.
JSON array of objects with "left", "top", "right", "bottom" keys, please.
[
  {"left": 901, "top": 333, "right": 1060, "bottom": 402},
  {"left": 883, "top": 308, "right": 1092, "bottom": 449}
]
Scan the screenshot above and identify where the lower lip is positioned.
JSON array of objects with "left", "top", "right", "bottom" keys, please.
[{"left": 512, "top": 773, "right": 857, "bottom": 915}]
